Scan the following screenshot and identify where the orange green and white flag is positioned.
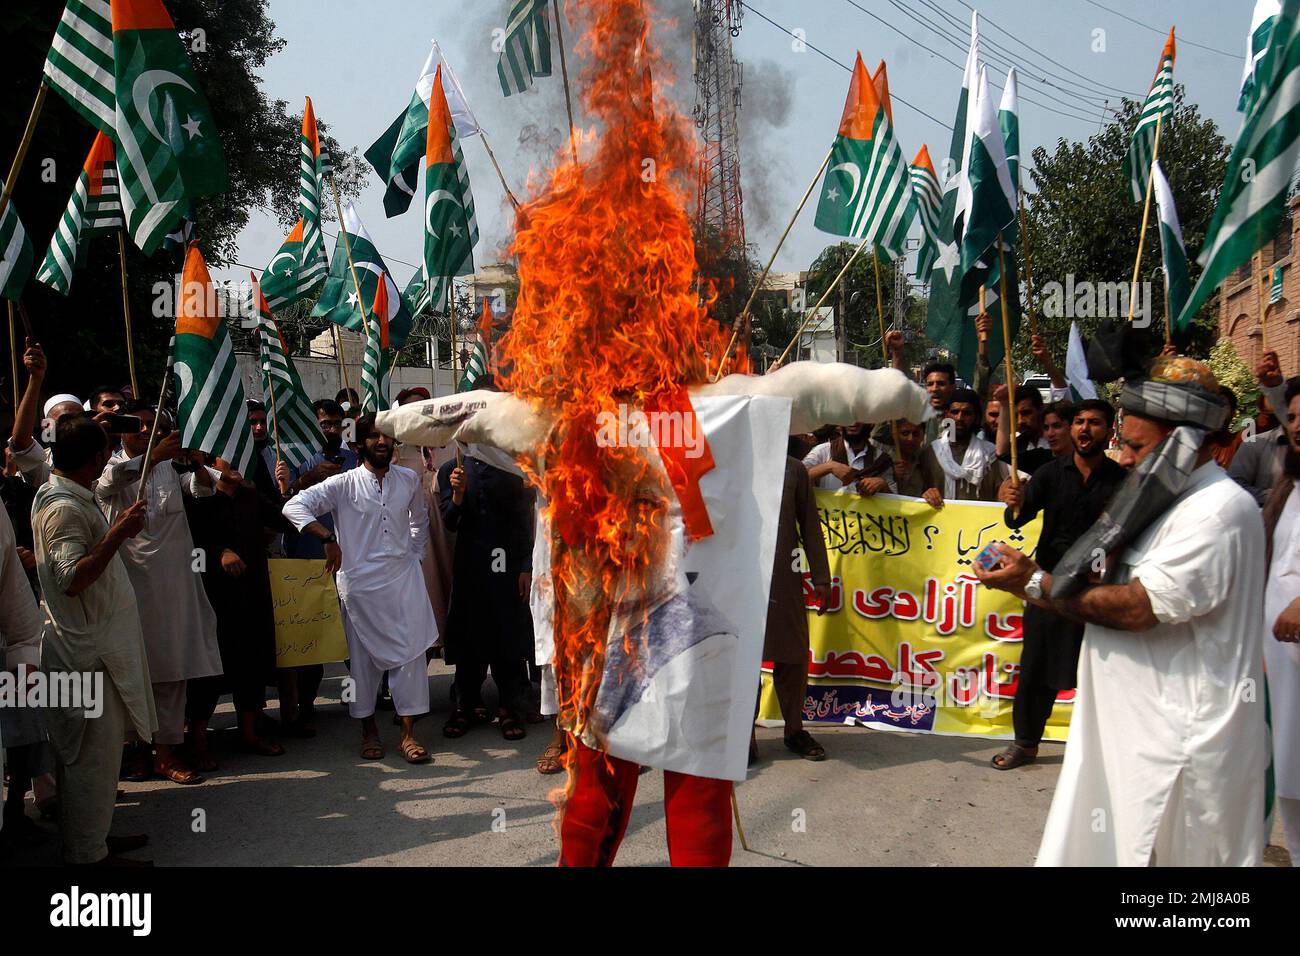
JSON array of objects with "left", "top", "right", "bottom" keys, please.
[
  {"left": 252, "top": 272, "right": 321, "bottom": 470},
  {"left": 458, "top": 297, "right": 493, "bottom": 392},
  {"left": 37, "top": 131, "right": 124, "bottom": 294},
  {"left": 258, "top": 97, "right": 330, "bottom": 311},
  {"left": 908, "top": 145, "right": 942, "bottom": 284},
  {"left": 423, "top": 65, "right": 478, "bottom": 315},
  {"left": 360, "top": 279, "right": 392, "bottom": 415},
  {"left": 1123, "top": 28, "right": 1175, "bottom": 203}
]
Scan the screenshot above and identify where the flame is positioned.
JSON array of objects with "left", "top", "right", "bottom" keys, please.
[{"left": 498, "top": 1, "right": 730, "bottom": 798}]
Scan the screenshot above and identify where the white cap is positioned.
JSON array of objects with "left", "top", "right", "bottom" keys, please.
[{"left": 43, "top": 393, "right": 83, "bottom": 417}]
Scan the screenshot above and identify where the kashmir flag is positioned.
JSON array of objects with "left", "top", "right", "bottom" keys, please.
[
  {"left": 251, "top": 273, "right": 321, "bottom": 470},
  {"left": 1123, "top": 29, "right": 1176, "bottom": 203},
  {"left": 813, "top": 54, "right": 914, "bottom": 259},
  {"left": 1241, "top": 1, "right": 1283, "bottom": 112},
  {"left": 43, "top": 0, "right": 115, "bottom": 134},
  {"left": 424, "top": 66, "right": 478, "bottom": 310},
  {"left": 0, "top": 179, "right": 34, "bottom": 301},
  {"left": 402, "top": 266, "right": 435, "bottom": 317},
  {"left": 1149, "top": 161, "right": 1191, "bottom": 330},
  {"left": 111, "top": 0, "right": 228, "bottom": 254},
  {"left": 497, "top": 0, "right": 553, "bottom": 97},
  {"left": 956, "top": 67, "right": 1018, "bottom": 308},
  {"left": 458, "top": 298, "right": 493, "bottom": 392},
  {"left": 173, "top": 243, "right": 253, "bottom": 475},
  {"left": 36, "top": 132, "right": 123, "bottom": 294},
  {"left": 310, "top": 202, "right": 414, "bottom": 348},
  {"left": 909, "top": 145, "right": 942, "bottom": 284},
  {"left": 367, "top": 39, "right": 482, "bottom": 218},
  {"left": 360, "top": 280, "right": 392, "bottom": 415},
  {"left": 258, "top": 98, "right": 330, "bottom": 311},
  {"left": 1272, "top": 265, "right": 1285, "bottom": 303},
  {"left": 1176, "top": 0, "right": 1300, "bottom": 330}
]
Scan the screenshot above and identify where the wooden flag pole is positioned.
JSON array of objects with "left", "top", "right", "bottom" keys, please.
[
  {"left": 117, "top": 230, "right": 140, "bottom": 397},
  {"left": 712, "top": 143, "right": 835, "bottom": 382},
  {"left": 7, "top": 302, "right": 17, "bottom": 415},
  {"left": 1017, "top": 194, "right": 1039, "bottom": 337},
  {"left": 135, "top": 358, "right": 173, "bottom": 504},
  {"left": 872, "top": 247, "right": 903, "bottom": 452},
  {"left": 479, "top": 131, "right": 521, "bottom": 210},
  {"left": 0, "top": 82, "right": 47, "bottom": 222},
  {"left": 997, "top": 237, "right": 1020, "bottom": 503},
  {"left": 448, "top": 279, "right": 463, "bottom": 467},
  {"left": 1162, "top": 269, "right": 1173, "bottom": 347},
  {"left": 776, "top": 235, "right": 873, "bottom": 366},
  {"left": 1127, "top": 113, "right": 1164, "bottom": 324},
  {"left": 977, "top": 287, "right": 988, "bottom": 343},
  {"left": 331, "top": 325, "right": 351, "bottom": 397},
  {"left": 730, "top": 787, "right": 750, "bottom": 852},
  {"left": 1257, "top": 251, "right": 1270, "bottom": 354},
  {"left": 264, "top": 355, "right": 285, "bottom": 477},
  {"left": 552, "top": 0, "right": 579, "bottom": 165}
]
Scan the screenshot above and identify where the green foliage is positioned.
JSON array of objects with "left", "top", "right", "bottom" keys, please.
[{"left": 1206, "top": 337, "right": 1259, "bottom": 427}]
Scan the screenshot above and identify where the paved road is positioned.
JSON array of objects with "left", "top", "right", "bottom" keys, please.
[{"left": 8, "top": 661, "right": 1290, "bottom": 866}]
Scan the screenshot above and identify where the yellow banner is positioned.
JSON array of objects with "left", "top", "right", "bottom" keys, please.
[
  {"left": 269, "top": 559, "right": 348, "bottom": 668},
  {"left": 759, "top": 492, "right": 1071, "bottom": 740}
]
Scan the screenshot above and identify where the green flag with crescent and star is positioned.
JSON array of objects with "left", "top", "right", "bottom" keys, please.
[
  {"left": 310, "top": 201, "right": 414, "bottom": 349},
  {"left": 423, "top": 64, "right": 478, "bottom": 315}
]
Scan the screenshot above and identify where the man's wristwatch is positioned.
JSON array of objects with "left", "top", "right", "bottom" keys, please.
[
  {"left": 1024, "top": 569, "right": 1046, "bottom": 600},
  {"left": 322, "top": 532, "right": 337, "bottom": 545}
]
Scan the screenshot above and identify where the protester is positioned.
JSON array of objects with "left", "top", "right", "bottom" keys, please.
[
  {"left": 753, "top": 447, "right": 833, "bottom": 762},
  {"left": 247, "top": 400, "right": 291, "bottom": 503},
  {"left": 977, "top": 354, "right": 1267, "bottom": 865},
  {"left": 875, "top": 419, "right": 939, "bottom": 501},
  {"left": 991, "top": 381, "right": 1056, "bottom": 475},
  {"left": 802, "top": 422, "right": 892, "bottom": 494},
  {"left": 917, "top": 388, "right": 1004, "bottom": 503},
  {"left": 283, "top": 416, "right": 435, "bottom": 763},
  {"left": 335, "top": 387, "right": 361, "bottom": 414},
  {"left": 6, "top": 341, "right": 84, "bottom": 488},
  {"left": 1039, "top": 400, "right": 1076, "bottom": 458},
  {"left": 921, "top": 361, "right": 958, "bottom": 443},
  {"left": 1261, "top": 376, "right": 1300, "bottom": 864},
  {"left": 437, "top": 448, "right": 535, "bottom": 741},
  {"left": 1, "top": 445, "right": 38, "bottom": 595},
  {"left": 33, "top": 416, "right": 156, "bottom": 865},
  {"left": 1228, "top": 350, "right": 1289, "bottom": 504},
  {"left": 96, "top": 403, "right": 223, "bottom": 785},
  {"left": 981, "top": 396, "right": 1001, "bottom": 444},
  {"left": 184, "top": 454, "right": 289, "bottom": 767},
  {"left": 992, "top": 399, "right": 1124, "bottom": 770}
]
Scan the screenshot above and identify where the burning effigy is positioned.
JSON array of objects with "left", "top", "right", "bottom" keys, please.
[{"left": 378, "top": 0, "right": 929, "bottom": 865}]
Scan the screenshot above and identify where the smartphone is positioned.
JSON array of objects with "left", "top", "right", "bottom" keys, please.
[{"left": 101, "top": 414, "right": 143, "bottom": 434}]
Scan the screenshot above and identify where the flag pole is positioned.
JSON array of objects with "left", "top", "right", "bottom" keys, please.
[
  {"left": 479, "top": 131, "right": 520, "bottom": 210},
  {"left": 997, "top": 236, "right": 1020, "bottom": 510},
  {"left": 776, "top": 235, "right": 873, "bottom": 366},
  {"left": 1257, "top": 251, "right": 1270, "bottom": 354},
  {"left": 1127, "top": 113, "right": 1163, "bottom": 324},
  {"left": 135, "top": 356, "right": 173, "bottom": 504},
  {"left": 0, "top": 83, "right": 47, "bottom": 222},
  {"left": 264, "top": 355, "right": 285, "bottom": 481},
  {"left": 7, "top": 302, "right": 17, "bottom": 414},
  {"left": 712, "top": 143, "right": 835, "bottom": 381},
  {"left": 117, "top": 230, "right": 140, "bottom": 397},
  {"left": 448, "top": 278, "right": 463, "bottom": 467},
  {"left": 872, "top": 246, "right": 903, "bottom": 451},
  {"left": 730, "top": 788, "right": 750, "bottom": 852},
  {"left": 552, "top": 0, "right": 579, "bottom": 165},
  {"left": 1016, "top": 194, "right": 1039, "bottom": 338},
  {"left": 331, "top": 325, "right": 351, "bottom": 397},
  {"left": 977, "top": 287, "right": 988, "bottom": 343},
  {"left": 327, "top": 175, "right": 371, "bottom": 340}
]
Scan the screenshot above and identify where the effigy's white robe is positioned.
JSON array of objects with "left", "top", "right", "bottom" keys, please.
[{"left": 1037, "top": 463, "right": 1268, "bottom": 866}]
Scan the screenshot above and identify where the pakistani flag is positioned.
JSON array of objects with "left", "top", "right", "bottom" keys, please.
[
  {"left": 36, "top": 131, "right": 124, "bottom": 294},
  {"left": 251, "top": 274, "right": 321, "bottom": 470},
  {"left": 909, "top": 145, "right": 942, "bottom": 283},
  {"left": 1241, "top": 1, "right": 1283, "bottom": 112},
  {"left": 0, "top": 179, "right": 34, "bottom": 301},
  {"left": 956, "top": 67, "right": 1017, "bottom": 309},
  {"left": 310, "top": 202, "right": 414, "bottom": 348},
  {"left": 360, "top": 279, "right": 392, "bottom": 415},
  {"left": 258, "top": 97, "right": 330, "bottom": 311},
  {"left": 497, "top": 0, "right": 553, "bottom": 97},
  {"left": 998, "top": 67, "right": 1021, "bottom": 236},
  {"left": 1150, "top": 161, "right": 1191, "bottom": 330},
  {"left": 425, "top": 65, "right": 479, "bottom": 314},
  {"left": 402, "top": 266, "right": 435, "bottom": 317},
  {"left": 111, "top": 0, "right": 228, "bottom": 254},
  {"left": 173, "top": 243, "right": 253, "bottom": 475},
  {"left": 1065, "top": 321, "right": 1097, "bottom": 402},
  {"left": 458, "top": 298, "right": 493, "bottom": 392},
  {"left": 1272, "top": 265, "right": 1285, "bottom": 303},
  {"left": 813, "top": 54, "right": 914, "bottom": 260},
  {"left": 43, "top": 0, "right": 115, "bottom": 134},
  {"left": 1123, "top": 28, "right": 1176, "bottom": 203},
  {"left": 366, "top": 39, "right": 481, "bottom": 218},
  {"left": 1176, "top": 0, "right": 1300, "bottom": 329}
]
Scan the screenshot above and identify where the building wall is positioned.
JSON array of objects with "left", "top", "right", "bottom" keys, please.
[{"left": 1218, "top": 196, "right": 1299, "bottom": 374}]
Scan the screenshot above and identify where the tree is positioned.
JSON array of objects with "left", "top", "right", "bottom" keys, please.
[
  {"left": 1024, "top": 87, "right": 1229, "bottom": 372},
  {"left": 0, "top": 0, "right": 362, "bottom": 410},
  {"left": 803, "top": 241, "right": 909, "bottom": 369}
]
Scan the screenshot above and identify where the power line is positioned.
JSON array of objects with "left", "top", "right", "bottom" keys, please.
[
  {"left": 1080, "top": 0, "right": 1242, "bottom": 59},
  {"left": 736, "top": 1, "right": 954, "bottom": 129}
]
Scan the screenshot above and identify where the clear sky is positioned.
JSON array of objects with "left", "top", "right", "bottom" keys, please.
[{"left": 216, "top": 0, "right": 1255, "bottom": 286}]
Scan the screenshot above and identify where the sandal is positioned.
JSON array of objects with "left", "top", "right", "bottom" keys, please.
[
  {"left": 156, "top": 763, "right": 205, "bottom": 785},
  {"left": 784, "top": 730, "right": 826, "bottom": 761},
  {"left": 499, "top": 712, "right": 526, "bottom": 741},
  {"left": 442, "top": 709, "right": 471, "bottom": 738},
  {"left": 991, "top": 743, "right": 1037, "bottom": 771},
  {"left": 400, "top": 737, "right": 432, "bottom": 764},
  {"left": 360, "top": 736, "right": 385, "bottom": 760},
  {"left": 536, "top": 742, "right": 566, "bottom": 775}
]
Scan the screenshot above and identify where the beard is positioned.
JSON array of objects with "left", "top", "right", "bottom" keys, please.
[{"left": 362, "top": 444, "right": 393, "bottom": 468}]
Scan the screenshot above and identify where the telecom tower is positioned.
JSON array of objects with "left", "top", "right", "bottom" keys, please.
[{"left": 692, "top": 0, "right": 747, "bottom": 265}]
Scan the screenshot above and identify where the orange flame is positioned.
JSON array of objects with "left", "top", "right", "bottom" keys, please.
[{"left": 498, "top": 1, "right": 730, "bottom": 795}]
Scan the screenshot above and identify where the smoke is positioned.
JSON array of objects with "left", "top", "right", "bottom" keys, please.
[{"left": 737, "top": 57, "right": 796, "bottom": 234}]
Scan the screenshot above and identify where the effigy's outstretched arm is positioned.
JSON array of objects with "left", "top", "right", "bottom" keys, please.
[
  {"left": 692, "top": 363, "right": 932, "bottom": 434},
  {"left": 375, "top": 390, "right": 553, "bottom": 457}
]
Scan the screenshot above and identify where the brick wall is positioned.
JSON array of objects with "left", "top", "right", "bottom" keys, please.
[{"left": 1218, "top": 196, "right": 1300, "bottom": 375}]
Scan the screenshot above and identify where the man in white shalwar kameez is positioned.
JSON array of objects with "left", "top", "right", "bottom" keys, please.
[
  {"left": 96, "top": 408, "right": 222, "bottom": 785},
  {"left": 283, "top": 416, "right": 436, "bottom": 763},
  {"left": 1262, "top": 378, "right": 1300, "bottom": 862},
  {"left": 978, "top": 355, "right": 1267, "bottom": 866}
]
